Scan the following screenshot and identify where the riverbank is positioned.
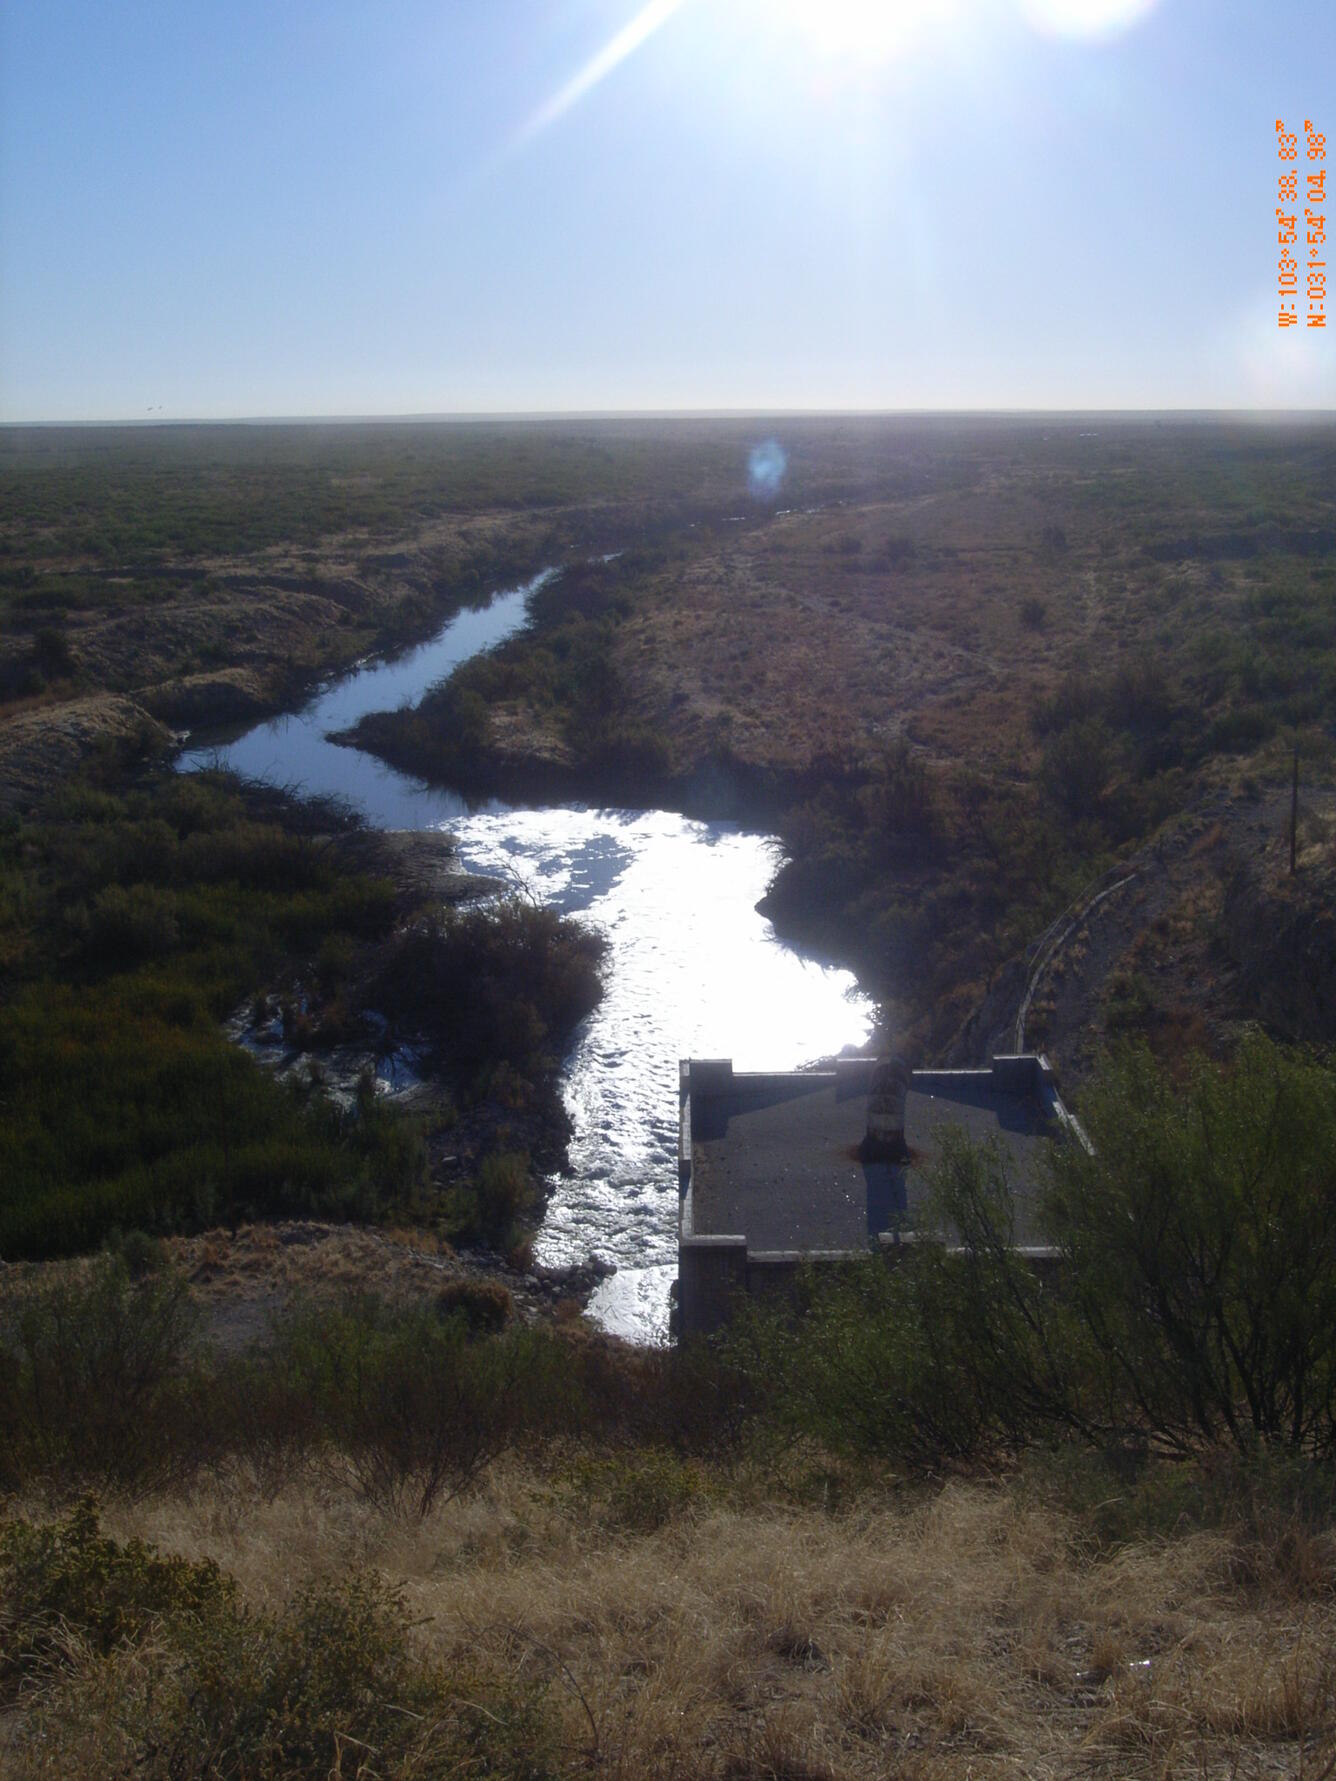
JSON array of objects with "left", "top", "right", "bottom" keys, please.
[
  {"left": 343, "top": 435, "right": 1336, "bottom": 1072},
  {"left": 0, "top": 766, "right": 607, "bottom": 1269}
]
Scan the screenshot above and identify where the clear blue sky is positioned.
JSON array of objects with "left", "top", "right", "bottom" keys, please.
[{"left": 1, "top": 0, "right": 1332, "bottom": 420}]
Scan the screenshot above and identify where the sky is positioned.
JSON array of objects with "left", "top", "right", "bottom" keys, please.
[{"left": 1, "top": 0, "right": 1332, "bottom": 420}]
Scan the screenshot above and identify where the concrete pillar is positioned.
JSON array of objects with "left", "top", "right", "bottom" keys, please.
[{"left": 862, "top": 1055, "right": 912, "bottom": 1161}]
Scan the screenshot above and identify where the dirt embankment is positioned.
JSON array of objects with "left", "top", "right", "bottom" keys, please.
[
  {"left": 0, "top": 693, "right": 172, "bottom": 814},
  {"left": 0, "top": 1220, "right": 613, "bottom": 1357},
  {"left": 0, "top": 510, "right": 564, "bottom": 811}
]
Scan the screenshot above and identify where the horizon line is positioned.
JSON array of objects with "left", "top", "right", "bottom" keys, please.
[{"left": 4, "top": 404, "right": 1336, "bottom": 429}]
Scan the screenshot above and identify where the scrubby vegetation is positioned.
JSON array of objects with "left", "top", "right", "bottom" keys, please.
[
  {"left": 343, "top": 418, "right": 1336, "bottom": 1059},
  {"left": 0, "top": 768, "right": 604, "bottom": 1260},
  {"left": 1, "top": 1498, "right": 557, "bottom": 1779},
  {"left": 5, "top": 418, "right": 1336, "bottom": 1774},
  {"left": 5, "top": 1040, "right": 1336, "bottom": 1774},
  {"left": 350, "top": 555, "right": 676, "bottom": 794},
  {"left": 727, "top": 1035, "right": 1336, "bottom": 1468},
  {"left": 0, "top": 772, "right": 415, "bottom": 1256}
]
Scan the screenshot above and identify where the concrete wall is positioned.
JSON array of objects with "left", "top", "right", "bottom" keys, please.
[{"left": 678, "top": 1236, "right": 747, "bottom": 1335}]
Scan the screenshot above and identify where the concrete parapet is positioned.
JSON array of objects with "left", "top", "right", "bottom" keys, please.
[
  {"left": 877, "top": 1227, "right": 1064, "bottom": 1277},
  {"left": 990, "top": 1053, "right": 1041, "bottom": 1094},
  {"left": 834, "top": 1056, "right": 876, "bottom": 1094},
  {"left": 678, "top": 1234, "right": 747, "bottom": 1336},
  {"left": 688, "top": 1058, "right": 735, "bottom": 1097},
  {"left": 678, "top": 1076, "right": 693, "bottom": 1190}
]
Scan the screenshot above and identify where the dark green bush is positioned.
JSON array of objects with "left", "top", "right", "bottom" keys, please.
[
  {"left": 365, "top": 897, "right": 605, "bottom": 1078},
  {"left": 1040, "top": 717, "right": 1116, "bottom": 816},
  {"left": 437, "top": 1275, "right": 514, "bottom": 1334},
  {"left": 76, "top": 882, "right": 182, "bottom": 966},
  {"left": 1043, "top": 1036, "right": 1336, "bottom": 1457}
]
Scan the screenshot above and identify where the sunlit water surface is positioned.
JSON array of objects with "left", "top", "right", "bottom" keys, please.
[{"left": 179, "top": 573, "right": 873, "bottom": 1342}]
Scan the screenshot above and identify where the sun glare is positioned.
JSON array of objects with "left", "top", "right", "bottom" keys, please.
[
  {"left": 1020, "top": 0, "right": 1159, "bottom": 36},
  {"left": 772, "top": 0, "right": 959, "bottom": 62}
]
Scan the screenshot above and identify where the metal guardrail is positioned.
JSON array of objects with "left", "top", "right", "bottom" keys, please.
[{"left": 1014, "top": 867, "right": 1140, "bottom": 1052}]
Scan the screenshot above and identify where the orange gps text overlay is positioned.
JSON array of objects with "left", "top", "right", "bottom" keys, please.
[{"left": 1277, "top": 117, "right": 1325, "bottom": 329}]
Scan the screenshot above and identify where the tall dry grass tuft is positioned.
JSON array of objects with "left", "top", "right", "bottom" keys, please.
[{"left": 12, "top": 1467, "right": 1316, "bottom": 1779}]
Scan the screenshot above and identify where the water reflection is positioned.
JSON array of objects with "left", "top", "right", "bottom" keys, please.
[
  {"left": 454, "top": 808, "right": 874, "bottom": 1319},
  {"left": 177, "top": 573, "right": 552, "bottom": 827},
  {"left": 177, "top": 570, "right": 873, "bottom": 1342}
]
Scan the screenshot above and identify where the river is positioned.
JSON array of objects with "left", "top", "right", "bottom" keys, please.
[{"left": 178, "top": 569, "right": 873, "bottom": 1341}]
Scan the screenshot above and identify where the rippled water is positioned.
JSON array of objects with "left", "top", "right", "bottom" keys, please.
[
  {"left": 453, "top": 808, "right": 872, "bottom": 1339},
  {"left": 179, "top": 571, "right": 873, "bottom": 1342}
]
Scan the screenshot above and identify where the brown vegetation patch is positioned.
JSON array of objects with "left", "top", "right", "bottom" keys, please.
[{"left": 28, "top": 1470, "right": 1328, "bottom": 1780}]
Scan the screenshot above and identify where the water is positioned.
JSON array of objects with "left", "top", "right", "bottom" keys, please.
[
  {"left": 179, "top": 570, "right": 873, "bottom": 1342},
  {"left": 454, "top": 808, "right": 872, "bottom": 1341},
  {"left": 178, "top": 572, "right": 554, "bottom": 826}
]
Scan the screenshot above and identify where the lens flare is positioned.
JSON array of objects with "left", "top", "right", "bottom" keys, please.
[
  {"left": 516, "top": 0, "right": 687, "bottom": 147},
  {"left": 748, "top": 438, "right": 788, "bottom": 500}
]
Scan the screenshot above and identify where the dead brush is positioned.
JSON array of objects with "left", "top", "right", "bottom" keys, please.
[{"left": 24, "top": 1458, "right": 1336, "bottom": 1781}]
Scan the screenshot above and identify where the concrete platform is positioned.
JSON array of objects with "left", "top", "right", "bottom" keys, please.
[
  {"left": 690, "top": 1069, "right": 1054, "bottom": 1250},
  {"left": 677, "top": 1055, "right": 1077, "bottom": 1335}
]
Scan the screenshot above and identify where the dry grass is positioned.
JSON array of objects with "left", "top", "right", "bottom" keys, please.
[{"left": 29, "top": 1469, "right": 1325, "bottom": 1780}]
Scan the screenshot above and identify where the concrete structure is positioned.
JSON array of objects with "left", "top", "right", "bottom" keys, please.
[{"left": 676, "top": 1054, "right": 1079, "bottom": 1337}]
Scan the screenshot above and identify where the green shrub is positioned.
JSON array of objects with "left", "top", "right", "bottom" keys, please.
[
  {"left": 1043, "top": 1036, "right": 1336, "bottom": 1458},
  {"left": 475, "top": 1150, "right": 535, "bottom": 1249},
  {"left": 0, "top": 1496, "right": 236, "bottom": 1702},
  {"left": 270, "top": 1295, "right": 571, "bottom": 1515},
  {"left": 566, "top": 1449, "right": 713, "bottom": 1531},
  {"left": 437, "top": 1275, "right": 514, "bottom": 1334},
  {"left": 1040, "top": 717, "right": 1116, "bottom": 816},
  {"left": 0, "top": 1258, "right": 202, "bottom": 1490},
  {"left": 75, "top": 882, "right": 181, "bottom": 966},
  {"left": 1019, "top": 595, "right": 1048, "bottom": 630},
  {"left": 364, "top": 898, "right": 605, "bottom": 1079}
]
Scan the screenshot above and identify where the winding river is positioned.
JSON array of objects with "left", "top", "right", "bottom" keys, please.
[{"left": 179, "top": 570, "right": 873, "bottom": 1341}]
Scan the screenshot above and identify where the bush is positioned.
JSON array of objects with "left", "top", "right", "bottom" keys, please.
[
  {"left": 1043, "top": 1036, "right": 1336, "bottom": 1457},
  {"left": 0, "top": 1496, "right": 235, "bottom": 1702},
  {"left": 437, "top": 1275, "right": 514, "bottom": 1334},
  {"left": 1019, "top": 596, "right": 1048, "bottom": 631},
  {"left": 0, "top": 1259, "right": 202, "bottom": 1491},
  {"left": 270, "top": 1295, "right": 572, "bottom": 1515},
  {"left": 564, "top": 1450, "right": 713, "bottom": 1531},
  {"left": 364, "top": 898, "right": 605, "bottom": 1078},
  {"left": 76, "top": 882, "right": 181, "bottom": 967},
  {"left": 6, "top": 1526, "right": 562, "bottom": 1779},
  {"left": 475, "top": 1149, "right": 535, "bottom": 1249},
  {"left": 1040, "top": 717, "right": 1115, "bottom": 817},
  {"left": 32, "top": 624, "right": 76, "bottom": 680}
]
